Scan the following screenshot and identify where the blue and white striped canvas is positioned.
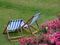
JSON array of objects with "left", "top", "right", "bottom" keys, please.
[
  {"left": 7, "top": 20, "right": 22, "bottom": 30},
  {"left": 20, "top": 21, "right": 28, "bottom": 28},
  {"left": 7, "top": 20, "right": 28, "bottom": 30}
]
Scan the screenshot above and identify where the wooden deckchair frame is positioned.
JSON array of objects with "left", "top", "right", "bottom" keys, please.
[
  {"left": 20, "top": 15, "right": 39, "bottom": 35},
  {"left": 3, "top": 21, "right": 22, "bottom": 42}
]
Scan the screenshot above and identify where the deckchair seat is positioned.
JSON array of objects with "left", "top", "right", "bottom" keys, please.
[
  {"left": 7, "top": 20, "right": 22, "bottom": 30},
  {"left": 7, "top": 20, "right": 28, "bottom": 30}
]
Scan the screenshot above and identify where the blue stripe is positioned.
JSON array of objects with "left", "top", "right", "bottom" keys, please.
[{"left": 7, "top": 20, "right": 22, "bottom": 30}]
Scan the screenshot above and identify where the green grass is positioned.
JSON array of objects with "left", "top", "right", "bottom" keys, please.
[{"left": 0, "top": 0, "right": 60, "bottom": 45}]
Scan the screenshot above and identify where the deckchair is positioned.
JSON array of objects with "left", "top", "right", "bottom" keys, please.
[
  {"left": 20, "top": 13, "right": 40, "bottom": 35},
  {"left": 3, "top": 13, "right": 40, "bottom": 41},
  {"left": 3, "top": 20, "right": 23, "bottom": 41}
]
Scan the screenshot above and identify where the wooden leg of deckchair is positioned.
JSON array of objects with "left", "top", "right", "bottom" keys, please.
[
  {"left": 30, "top": 25, "right": 38, "bottom": 34},
  {"left": 10, "top": 35, "right": 22, "bottom": 42},
  {"left": 19, "top": 28, "right": 24, "bottom": 37},
  {"left": 33, "top": 31, "right": 38, "bottom": 34},
  {"left": 9, "top": 35, "right": 22, "bottom": 42},
  {"left": 17, "top": 29, "right": 20, "bottom": 34},
  {"left": 28, "top": 26, "right": 33, "bottom": 34},
  {"left": 10, "top": 36, "right": 22, "bottom": 39},
  {"left": 10, "top": 39, "right": 19, "bottom": 42},
  {"left": 17, "top": 29, "right": 22, "bottom": 37},
  {"left": 3, "top": 21, "right": 10, "bottom": 34},
  {"left": 3, "top": 25, "right": 7, "bottom": 34},
  {"left": 6, "top": 29, "right": 22, "bottom": 42},
  {"left": 35, "top": 21, "right": 39, "bottom": 29},
  {"left": 3, "top": 29, "right": 7, "bottom": 34},
  {"left": 30, "top": 25, "right": 37, "bottom": 30},
  {"left": 6, "top": 29, "right": 11, "bottom": 41}
]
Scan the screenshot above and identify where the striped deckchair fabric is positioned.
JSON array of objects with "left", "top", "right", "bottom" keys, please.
[{"left": 7, "top": 20, "right": 22, "bottom": 30}]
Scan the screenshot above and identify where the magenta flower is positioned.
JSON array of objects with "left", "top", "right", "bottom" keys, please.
[
  {"left": 45, "top": 35, "right": 50, "bottom": 41},
  {"left": 56, "top": 42, "right": 60, "bottom": 45},
  {"left": 41, "top": 22, "right": 48, "bottom": 28},
  {"left": 49, "top": 32, "right": 60, "bottom": 44},
  {"left": 34, "top": 35, "right": 42, "bottom": 40},
  {"left": 47, "top": 30, "right": 52, "bottom": 34},
  {"left": 47, "top": 21, "right": 53, "bottom": 30},
  {"left": 24, "top": 36, "right": 31, "bottom": 41},
  {"left": 41, "top": 32, "right": 46, "bottom": 37},
  {"left": 21, "top": 43, "right": 25, "bottom": 45},
  {"left": 38, "top": 44, "right": 48, "bottom": 45},
  {"left": 18, "top": 38, "right": 24, "bottom": 43},
  {"left": 29, "top": 39, "right": 35, "bottom": 44},
  {"left": 50, "top": 37, "right": 56, "bottom": 43},
  {"left": 18, "top": 38, "right": 25, "bottom": 45}
]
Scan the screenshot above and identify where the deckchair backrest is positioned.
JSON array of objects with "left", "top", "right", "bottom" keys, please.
[
  {"left": 7, "top": 20, "right": 22, "bottom": 30},
  {"left": 30, "top": 13, "right": 40, "bottom": 25}
]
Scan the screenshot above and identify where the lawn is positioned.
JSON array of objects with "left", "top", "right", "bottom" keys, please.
[{"left": 0, "top": 0, "right": 60, "bottom": 45}]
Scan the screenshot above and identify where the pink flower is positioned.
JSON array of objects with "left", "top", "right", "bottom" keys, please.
[
  {"left": 24, "top": 36, "right": 30, "bottom": 41},
  {"left": 47, "top": 22, "right": 52, "bottom": 30},
  {"left": 52, "top": 20, "right": 57, "bottom": 25},
  {"left": 18, "top": 38, "right": 24, "bottom": 43},
  {"left": 29, "top": 39, "right": 35, "bottom": 44},
  {"left": 41, "top": 33, "right": 46, "bottom": 37},
  {"left": 56, "top": 42, "right": 60, "bottom": 45},
  {"left": 38, "top": 44, "right": 48, "bottom": 45},
  {"left": 47, "top": 30, "right": 52, "bottom": 34},
  {"left": 21, "top": 43, "right": 25, "bottom": 45},
  {"left": 41, "top": 22, "right": 48, "bottom": 28},
  {"left": 50, "top": 38, "right": 56, "bottom": 43},
  {"left": 50, "top": 32, "right": 60, "bottom": 43},
  {"left": 18, "top": 38, "right": 25, "bottom": 45},
  {"left": 45, "top": 35, "right": 50, "bottom": 41}
]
